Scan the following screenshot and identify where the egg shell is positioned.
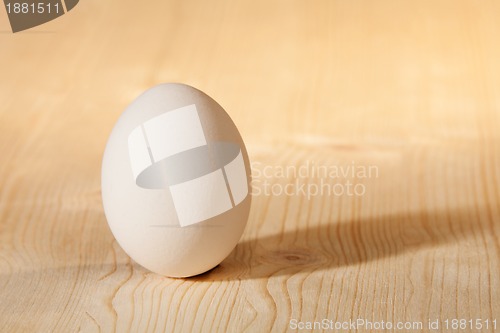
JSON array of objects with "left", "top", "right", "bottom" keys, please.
[{"left": 101, "top": 83, "right": 251, "bottom": 278}]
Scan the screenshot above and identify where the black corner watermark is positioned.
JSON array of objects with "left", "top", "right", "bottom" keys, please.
[{"left": 3, "top": 0, "right": 79, "bottom": 33}]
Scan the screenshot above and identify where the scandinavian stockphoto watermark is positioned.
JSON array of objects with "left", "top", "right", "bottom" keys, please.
[
  {"left": 251, "top": 160, "right": 379, "bottom": 199},
  {"left": 289, "top": 318, "right": 498, "bottom": 331}
]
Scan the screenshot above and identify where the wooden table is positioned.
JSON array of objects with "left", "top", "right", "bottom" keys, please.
[{"left": 1, "top": 0, "right": 499, "bottom": 331}]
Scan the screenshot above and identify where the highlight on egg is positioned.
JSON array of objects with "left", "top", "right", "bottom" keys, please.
[{"left": 101, "top": 83, "right": 251, "bottom": 278}]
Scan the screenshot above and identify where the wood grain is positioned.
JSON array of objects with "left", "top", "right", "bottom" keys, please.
[{"left": 0, "top": 0, "right": 499, "bottom": 332}]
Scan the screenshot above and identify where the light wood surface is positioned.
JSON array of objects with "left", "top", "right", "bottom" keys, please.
[{"left": 1, "top": 0, "right": 500, "bottom": 332}]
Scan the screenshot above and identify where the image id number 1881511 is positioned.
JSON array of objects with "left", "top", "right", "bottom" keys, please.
[{"left": 5, "top": 2, "right": 60, "bottom": 14}]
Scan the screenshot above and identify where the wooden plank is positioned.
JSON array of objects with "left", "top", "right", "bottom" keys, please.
[{"left": 0, "top": 0, "right": 499, "bottom": 331}]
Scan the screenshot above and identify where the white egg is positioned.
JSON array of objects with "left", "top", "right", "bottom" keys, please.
[{"left": 101, "top": 83, "right": 251, "bottom": 278}]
